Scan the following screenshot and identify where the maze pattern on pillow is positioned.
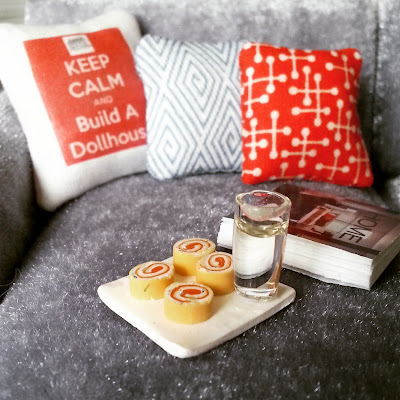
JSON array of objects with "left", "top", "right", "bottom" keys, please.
[
  {"left": 135, "top": 35, "right": 243, "bottom": 180},
  {"left": 239, "top": 42, "right": 373, "bottom": 187}
]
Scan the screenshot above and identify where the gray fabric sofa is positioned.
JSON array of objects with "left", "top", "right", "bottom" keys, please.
[{"left": 1, "top": 0, "right": 399, "bottom": 398}]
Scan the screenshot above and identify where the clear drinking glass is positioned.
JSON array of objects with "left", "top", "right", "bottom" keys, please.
[{"left": 232, "top": 190, "right": 291, "bottom": 299}]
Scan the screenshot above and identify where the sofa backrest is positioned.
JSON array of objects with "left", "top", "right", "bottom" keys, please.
[
  {"left": 374, "top": 0, "right": 400, "bottom": 179},
  {"left": 25, "top": 0, "right": 379, "bottom": 172},
  {"left": 24, "top": 0, "right": 400, "bottom": 181}
]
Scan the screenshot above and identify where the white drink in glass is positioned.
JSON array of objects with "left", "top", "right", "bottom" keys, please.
[{"left": 232, "top": 190, "right": 291, "bottom": 299}]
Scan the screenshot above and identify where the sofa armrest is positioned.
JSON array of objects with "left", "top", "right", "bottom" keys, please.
[{"left": 0, "top": 90, "right": 38, "bottom": 296}]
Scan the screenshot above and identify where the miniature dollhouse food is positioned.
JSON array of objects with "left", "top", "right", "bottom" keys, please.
[
  {"left": 173, "top": 238, "right": 215, "bottom": 275},
  {"left": 164, "top": 282, "right": 214, "bottom": 324},
  {"left": 129, "top": 261, "right": 175, "bottom": 300},
  {"left": 196, "top": 252, "right": 234, "bottom": 295}
]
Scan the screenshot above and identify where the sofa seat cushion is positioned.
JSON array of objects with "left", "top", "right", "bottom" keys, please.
[{"left": 1, "top": 173, "right": 398, "bottom": 399}]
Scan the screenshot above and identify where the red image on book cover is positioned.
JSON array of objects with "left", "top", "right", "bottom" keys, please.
[{"left": 276, "top": 184, "right": 400, "bottom": 258}]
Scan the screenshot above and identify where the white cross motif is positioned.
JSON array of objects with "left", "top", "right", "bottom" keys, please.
[
  {"left": 327, "top": 99, "right": 356, "bottom": 149},
  {"left": 279, "top": 49, "right": 316, "bottom": 79},
  {"left": 243, "top": 67, "right": 269, "bottom": 118},
  {"left": 243, "top": 56, "right": 287, "bottom": 118},
  {"left": 281, "top": 127, "right": 330, "bottom": 168},
  {"left": 244, "top": 42, "right": 279, "bottom": 63},
  {"left": 242, "top": 167, "right": 262, "bottom": 177},
  {"left": 349, "top": 142, "right": 371, "bottom": 185},
  {"left": 253, "top": 42, "right": 266, "bottom": 63},
  {"left": 244, "top": 110, "right": 291, "bottom": 160},
  {"left": 270, "top": 162, "right": 305, "bottom": 180},
  {"left": 290, "top": 66, "right": 338, "bottom": 127},
  {"left": 315, "top": 148, "right": 350, "bottom": 180},
  {"left": 325, "top": 54, "right": 355, "bottom": 90}
]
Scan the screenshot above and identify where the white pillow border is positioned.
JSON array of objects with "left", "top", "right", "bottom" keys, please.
[{"left": 0, "top": 9, "right": 146, "bottom": 210}]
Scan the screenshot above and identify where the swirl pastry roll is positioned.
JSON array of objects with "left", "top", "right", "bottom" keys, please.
[
  {"left": 164, "top": 282, "right": 214, "bottom": 324},
  {"left": 173, "top": 238, "right": 215, "bottom": 275},
  {"left": 129, "top": 261, "right": 175, "bottom": 300},
  {"left": 196, "top": 252, "right": 234, "bottom": 295}
]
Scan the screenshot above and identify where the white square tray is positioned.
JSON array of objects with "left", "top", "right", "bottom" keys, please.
[{"left": 98, "top": 258, "right": 296, "bottom": 358}]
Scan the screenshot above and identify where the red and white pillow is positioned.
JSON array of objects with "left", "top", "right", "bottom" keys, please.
[
  {"left": 0, "top": 9, "right": 146, "bottom": 210},
  {"left": 239, "top": 42, "right": 373, "bottom": 187}
]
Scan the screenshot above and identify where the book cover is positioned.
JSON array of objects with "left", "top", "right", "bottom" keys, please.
[{"left": 275, "top": 184, "right": 400, "bottom": 259}]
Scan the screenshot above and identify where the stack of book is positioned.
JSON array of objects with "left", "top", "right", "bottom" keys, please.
[{"left": 217, "top": 184, "right": 400, "bottom": 289}]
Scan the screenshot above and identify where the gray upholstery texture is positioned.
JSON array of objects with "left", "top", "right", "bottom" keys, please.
[
  {"left": 374, "top": 0, "right": 400, "bottom": 178},
  {"left": 381, "top": 175, "right": 400, "bottom": 211},
  {"left": 1, "top": 0, "right": 400, "bottom": 399},
  {"left": 0, "top": 92, "right": 38, "bottom": 292},
  {"left": 1, "top": 174, "right": 397, "bottom": 400}
]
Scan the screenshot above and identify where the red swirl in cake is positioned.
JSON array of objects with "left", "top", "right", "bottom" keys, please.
[
  {"left": 205, "top": 253, "right": 232, "bottom": 271},
  {"left": 169, "top": 283, "right": 212, "bottom": 303},
  {"left": 164, "top": 282, "right": 214, "bottom": 324},
  {"left": 133, "top": 262, "right": 172, "bottom": 279},
  {"left": 177, "top": 239, "right": 213, "bottom": 254},
  {"left": 173, "top": 238, "right": 216, "bottom": 275},
  {"left": 129, "top": 261, "right": 175, "bottom": 300},
  {"left": 196, "top": 252, "right": 234, "bottom": 295}
]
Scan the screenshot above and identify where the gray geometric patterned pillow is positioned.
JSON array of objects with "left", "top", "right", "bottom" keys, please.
[{"left": 135, "top": 35, "right": 243, "bottom": 179}]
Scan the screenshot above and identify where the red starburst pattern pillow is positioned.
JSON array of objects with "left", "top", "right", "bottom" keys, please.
[{"left": 239, "top": 42, "right": 373, "bottom": 187}]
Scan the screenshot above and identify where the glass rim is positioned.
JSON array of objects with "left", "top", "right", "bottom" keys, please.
[{"left": 235, "top": 190, "right": 291, "bottom": 219}]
